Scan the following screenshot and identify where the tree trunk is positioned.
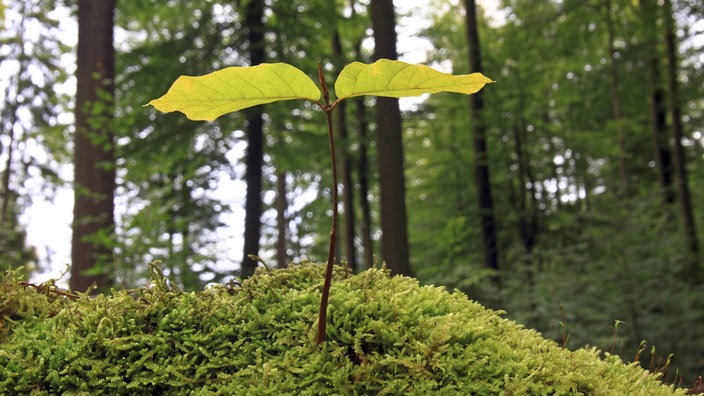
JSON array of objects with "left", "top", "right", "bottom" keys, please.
[
  {"left": 465, "top": 0, "right": 499, "bottom": 273},
  {"left": 546, "top": 134, "right": 563, "bottom": 209},
  {"left": 356, "top": 96, "right": 375, "bottom": 270},
  {"left": 370, "top": 0, "right": 412, "bottom": 276},
  {"left": 350, "top": 13, "right": 375, "bottom": 270},
  {"left": 0, "top": 7, "right": 25, "bottom": 229},
  {"left": 513, "top": 122, "right": 538, "bottom": 254},
  {"left": 332, "top": 30, "right": 358, "bottom": 272},
  {"left": 0, "top": 108, "right": 16, "bottom": 229},
  {"left": 71, "top": 0, "right": 116, "bottom": 292},
  {"left": 663, "top": 0, "right": 699, "bottom": 274},
  {"left": 641, "top": 0, "right": 675, "bottom": 205},
  {"left": 276, "top": 171, "right": 288, "bottom": 269},
  {"left": 605, "top": 0, "right": 629, "bottom": 196},
  {"left": 240, "top": 0, "right": 265, "bottom": 279}
]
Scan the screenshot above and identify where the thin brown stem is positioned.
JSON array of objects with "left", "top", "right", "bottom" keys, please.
[
  {"left": 316, "top": 65, "right": 340, "bottom": 345},
  {"left": 317, "top": 108, "right": 339, "bottom": 344}
]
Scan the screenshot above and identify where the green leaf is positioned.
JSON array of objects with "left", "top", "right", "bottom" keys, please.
[
  {"left": 146, "top": 63, "right": 321, "bottom": 121},
  {"left": 334, "top": 59, "right": 493, "bottom": 100}
]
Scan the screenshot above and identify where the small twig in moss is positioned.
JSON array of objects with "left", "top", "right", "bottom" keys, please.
[{"left": 19, "top": 281, "right": 80, "bottom": 301}]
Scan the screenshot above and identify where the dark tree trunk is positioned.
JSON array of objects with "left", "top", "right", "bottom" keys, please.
[
  {"left": 663, "top": 0, "right": 699, "bottom": 275},
  {"left": 0, "top": 9, "right": 24, "bottom": 229},
  {"left": 641, "top": 0, "right": 675, "bottom": 205},
  {"left": 507, "top": 65, "right": 538, "bottom": 253},
  {"left": 512, "top": 122, "right": 538, "bottom": 254},
  {"left": 465, "top": 0, "right": 499, "bottom": 273},
  {"left": 546, "top": 133, "right": 563, "bottom": 209},
  {"left": 332, "top": 30, "right": 358, "bottom": 272},
  {"left": 276, "top": 172, "right": 288, "bottom": 269},
  {"left": 350, "top": 16, "right": 375, "bottom": 270},
  {"left": 578, "top": 157, "right": 592, "bottom": 212},
  {"left": 0, "top": 113, "right": 16, "bottom": 229},
  {"left": 240, "top": 0, "right": 265, "bottom": 279},
  {"left": 356, "top": 97, "right": 375, "bottom": 270},
  {"left": 605, "top": 0, "right": 629, "bottom": 196},
  {"left": 370, "top": 0, "right": 412, "bottom": 276},
  {"left": 71, "top": 0, "right": 116, "bottom": 292}
]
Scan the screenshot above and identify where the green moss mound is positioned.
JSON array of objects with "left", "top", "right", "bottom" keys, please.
[{"left": 0, "top": 263, "right": 685, "bottom": 395}]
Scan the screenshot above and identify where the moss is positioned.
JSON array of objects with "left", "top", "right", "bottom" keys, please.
[{"left": 0, "top": 263, "right": 686, "bottom": 395}]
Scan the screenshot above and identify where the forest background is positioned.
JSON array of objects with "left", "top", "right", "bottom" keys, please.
[{"left": 1, "top": 0, "right": 703, "bottom": 384}]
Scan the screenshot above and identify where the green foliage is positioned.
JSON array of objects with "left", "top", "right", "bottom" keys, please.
[
  {"left": 0, "top": 263, "right": 685, "bottom": 394},
  {"left": 0, "top": 193, "right": 37, "bottom": 274},
  {"left": 0, "top": 0, "right": 72, "bottom": 272},
  {"left": 113, "top": 0, "right": 251, "bottom": 287},
  {"left": 405, "top": 0, "right": 704, "bottom": 381},
  {"left": 501, "top": 197, "right": 704, "bottom": 382}
]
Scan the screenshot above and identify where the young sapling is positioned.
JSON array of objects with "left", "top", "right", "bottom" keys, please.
[{"left": 147, "top": 58, "right": 492, "bottom": 344}]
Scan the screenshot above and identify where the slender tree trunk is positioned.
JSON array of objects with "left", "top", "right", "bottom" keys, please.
[
  {"left": 650, "top": 82, "right": 674, "bottom": 205},
  {"left": 349, "top": 14, "right": 375, "bottom": 269},
  {"left": 547, "top": 134, "right": 563, "bottom": 209},
  {"left": 370, "top": 0, "right": 412, "bottom": 276},
  {"left": 509, "top": 67, "right": 538, "bottom": 252},
  {"left": 663, "top": 0, "right": 699, "bottom": 273},
  {"left": 71, "top": 0, "right": 116, "bottom": 292},
  {"left": 1, "top": 6, "right": 28, "bottom": 234},
  {"left": 356, "top": 97, "right": 375, "bottom": 270},
  {"left": 276, "top": 171, "right": 288, "bottom": 268},
  {"left": 465, "top": 0, "right": 499, "bottom": 273},
  {"left": 641, "top": 0, "right": 675, "bottom": 205},
  {"left": 171, "top": 175, "right": 198, "bottom": 288},
  {"left": 1, "top": 73, "right": 22, "bottom": 230},
  {"left": 540, "top": 110, "right": 563, "bottom": 210},
  {"left": 0, "top": 112, "right": 16, "bottom": 229},
  {"left": 240, "top": 0, "right": 265, "bottom": 279},
  {"left": 0, "top": 15, "right": 22, "bottom": 229},
  {"left": 605, "top": 0, "right": 629, "bottom": 196},
  {"left": 332, "top": 30, "right": 358, "bottom": 272},
  {"left": 513, "top": 122, "right": 538, "bottom": 253}
]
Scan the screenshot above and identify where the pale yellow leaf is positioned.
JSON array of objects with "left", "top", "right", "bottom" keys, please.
[
  {"left": 335, "top": 59, "right": 493, "bottom": 100},
  {"left": 146, "top": 63, "right": 321, "bottom": 121}
]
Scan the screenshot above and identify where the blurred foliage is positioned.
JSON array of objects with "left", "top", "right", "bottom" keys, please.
[
  {"left": 404, "top": 0, "right": 704, "bottom": 382},
  {"left": 0, "top": 192, "right": 37, "bottom": 274},
  {"left": 0, "top": 0, "right": 71, "bottom": 276}
]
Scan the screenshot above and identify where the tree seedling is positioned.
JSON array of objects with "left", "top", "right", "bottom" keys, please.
[{"left": 147, "top": 58, "right": 492, "bottom": 345}]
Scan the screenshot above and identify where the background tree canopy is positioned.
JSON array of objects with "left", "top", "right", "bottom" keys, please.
[{"left": 1, "top": 0, "right": 702, "bottom": 385}]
